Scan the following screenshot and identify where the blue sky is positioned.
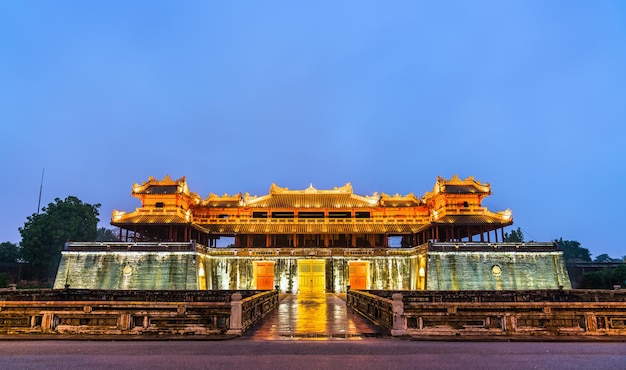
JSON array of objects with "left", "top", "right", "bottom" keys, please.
[{"left": 1, "top": 1, "right": 625, "bottom": 258}]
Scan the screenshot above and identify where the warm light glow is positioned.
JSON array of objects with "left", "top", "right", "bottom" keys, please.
[
  {"left": 112, "top": 210, "right": 125, "bottom": 221},
  {"left": 432, "top": 210, "right": 438, "bottom": 220},
  {"left": 502, "top": 209, "right": 512, "bottom": 220},
  {"left": 418, "top": 267, "right": 425, "bottom": 277},
  {"left": 198, "top": 264, "right": 205, "bottom": 277}
]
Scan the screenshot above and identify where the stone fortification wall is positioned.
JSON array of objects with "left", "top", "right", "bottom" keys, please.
[
  {"left": 53, "top": 243, "right": 571, "bottom": 292},
  {"left": 54, "top": 251, "right": 201, "bottom": 290},
  {"left": 427, "top": 251, "right": 571, "bottom": 290}
]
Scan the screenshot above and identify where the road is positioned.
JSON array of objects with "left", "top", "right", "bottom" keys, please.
[{"left": 1, "top": 340, "right": 625, "bottom": 369}]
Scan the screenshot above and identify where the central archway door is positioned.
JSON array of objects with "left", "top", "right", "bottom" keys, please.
[{"left": 298, "top": 260, "right": 325, "bottom": 293}]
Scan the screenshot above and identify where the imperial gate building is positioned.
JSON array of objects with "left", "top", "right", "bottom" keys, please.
[{"left": 54, "top": 175, "right": 571, "bottom": 291}]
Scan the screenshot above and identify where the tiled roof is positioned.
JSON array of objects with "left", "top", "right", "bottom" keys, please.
[
  {"left": 111, "top": 214, "right": 190, "bottom": 225},
  {"left": 433, "top": 214, "right": 512, "bottom": 225},
  {"left": 245, "top": 193, "right": 378, "bottom": 208}
]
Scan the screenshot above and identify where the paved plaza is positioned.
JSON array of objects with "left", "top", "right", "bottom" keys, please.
[{"left": 244, "top": 293, "right": 380, "bottom": 340}]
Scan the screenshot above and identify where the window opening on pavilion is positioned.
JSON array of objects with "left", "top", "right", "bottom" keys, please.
[
  {"left": 218, "top": 214, "right": 229, "bottom": 219},
  {"left": 155, "top": 202, "right": 164, "bottom": 208},
  {"left": 298, "top": 212, "right": 324, "bottom": 218},
  {"left": 252, "top": 212, "right": 268, "bottom": 218},
  {"left": 463, "top": 201, "right": 469, "bottom": 208},
  {"left": 215, "top": 236, "right": 234, "bottom": 247},
  {"left": 355, "top": 211, "right": 370, "bottom": 218},
  {"left": 329, "top": 211, "right": 351, "bottom": 218},
  {"left": 271, "top": 212, "right": 294, "bottom": 218},
  {"left": 388, "top": 236, "right": 403, "bottom": 248}
]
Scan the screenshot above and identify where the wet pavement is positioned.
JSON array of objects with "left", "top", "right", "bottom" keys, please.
[{"left": 244, "top": 293, "right": 380, "bottom": 340}]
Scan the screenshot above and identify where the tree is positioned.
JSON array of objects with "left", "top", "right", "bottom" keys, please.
[
  {"left": 0, "top": 241, "right": 20, "bottom": 262},
  {"left": 19, "top": 196, "right": 100, "bottom": 278},
  {"left": 504, "top": 227, "right": 524, "bottom": 242},
  {"left": 593, "top": 253, "right": 619, "bottom": 263},
  {"left": 581, "top": 264, "right": 626, "bottom": 289},
  {"left": 556, "top": 238, "right": 591, "bottom": 262},
  {"left": 96, "top": 227, "right": 119, "bottom": 242}
]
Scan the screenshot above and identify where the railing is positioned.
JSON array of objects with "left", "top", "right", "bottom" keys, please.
[
  {"left": 62, "top": 242, "right": 557, "bottom": 256},
  {"left": 428, "top": 242, "right": 558, "bottom": 252},
  {"left": 239, "top": 290, "right": 280, "bottom": 334},
  {"left": 207, "top": 246, "right": 423, "bottom": 257},
  {"left": 196, "top": 216, "right": 431, "bottom": 225},
  {"left": 347, "top": 289, "right": 626, "bottom": 337},
  {"left": 64, "top": 241, "right": 210, "bottom": 253},
  {"left": 346, "top": 290, "right": 395, "bottom": 334},
  {"left": 0, "top": 289, "right": 279, "bottom": 337}
]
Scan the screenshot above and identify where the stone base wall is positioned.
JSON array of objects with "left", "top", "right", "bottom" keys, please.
[
  {"left": 427, "top": 251, "right": 571, "bottom": 290},
  {"left": 54, "top": 251, "right": 200, "bottom": 290},
  {"left": 54, "top": 243, "right": 572, "bottom": 292}
]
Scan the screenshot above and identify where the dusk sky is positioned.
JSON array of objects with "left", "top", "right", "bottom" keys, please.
[{"left": 1, "top": 1, "right": 625, "bottom": 258}]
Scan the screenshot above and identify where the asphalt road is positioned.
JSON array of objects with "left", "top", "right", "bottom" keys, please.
[{"left": 1, "top": 339, "right": 625, "bottom": 370}]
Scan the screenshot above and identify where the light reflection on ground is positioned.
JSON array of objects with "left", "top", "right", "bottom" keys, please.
[{"left": 245, "top": 293, "right": 380, "bottom": 340}]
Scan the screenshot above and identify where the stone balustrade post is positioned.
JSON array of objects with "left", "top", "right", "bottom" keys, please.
[
  {"left": 391, "top": 293, "right": 407, "bottom": 336},
  {"left": 227, "top": 292, "right": 242, "bottom": 335}
]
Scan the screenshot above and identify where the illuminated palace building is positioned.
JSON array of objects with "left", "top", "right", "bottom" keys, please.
[{"left": 54, "top": 175, "right": 571, "bottom": 291}]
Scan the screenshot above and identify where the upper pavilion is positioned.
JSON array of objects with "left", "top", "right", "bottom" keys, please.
[{"left": 111, "top": 175, "right": 513, "bottom": 247}]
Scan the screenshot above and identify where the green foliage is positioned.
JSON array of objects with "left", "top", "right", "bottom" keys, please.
[
  {"left": 96, "top": 227, "right": 119, "bottom": 242},
  {"left": 19, "top": 196, "right": 100, "bottom": 277},
  {"left": 556, "top": 238, "right": 591, "bottom": 262},
  {"left": 581, "top": 264, "right": 626, "bottom": 289},
  {"left": 504, "top": 227, "right": 524, "bottom": 242},
  {"left": 593, "top": 253, "right": 620, "bottom": 263},
  {"left": 0, "top": 241, "right": 20, "bottom": 262},
  {"left": 0, "top": 272, "right": 7, "bottom": 288}
]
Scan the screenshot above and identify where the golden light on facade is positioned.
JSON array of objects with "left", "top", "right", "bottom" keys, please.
[
  {"left": 112, "top": 210, "right": 125, "bottom": 222},
  {"left": 502, "top": 209, "right": 512, "bottom": 221}
]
